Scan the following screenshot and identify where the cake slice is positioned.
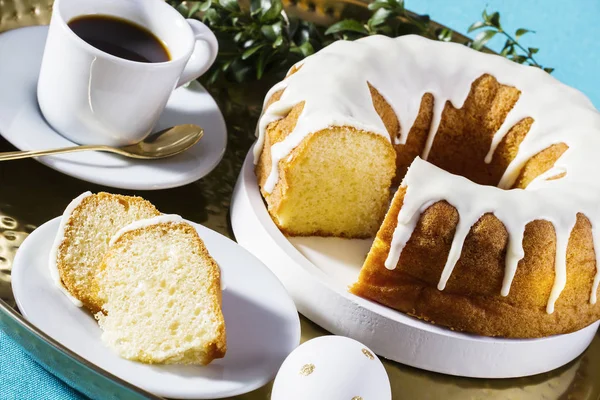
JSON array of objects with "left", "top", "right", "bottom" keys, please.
[
  {"left": 49, "top": 192, "right": 160, "bottom": 313},
  {"left": 95, "top": 215, "right": 226, "bottom": 365}
]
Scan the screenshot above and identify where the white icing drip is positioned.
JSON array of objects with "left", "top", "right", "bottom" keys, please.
[
  {"left": 49, "top": 191, "right": 92, "bottom": 307},
  {"left": 438, "top": 216, "right": 482, "bottom": 290},
  {"left": 421, "top": 97, "right": 446, "bottom": 160},
  {"left": 255, "top": 35, "right": 600, "bottom": 313},
  {"left": 109, "top": 214, "right": 226, "bottom": 291},
  {"left": 546, "top": 226, "right": 574, "bottom": 313},
  {"left": 109, "top": 214, "right": 184, "bottom": 247},
  {"left": 501, "top": 227, "right": 525, "bottom": 297},
  {"left": 384, "top": 198, "right": 436, "bottom": 270},
  {"left": 384, "top": 158, "right": 586, "bottom": 314}
]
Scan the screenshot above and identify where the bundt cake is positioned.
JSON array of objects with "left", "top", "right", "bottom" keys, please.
[{"left": 254, "top": 35, "right": 600, "bottom": 338}]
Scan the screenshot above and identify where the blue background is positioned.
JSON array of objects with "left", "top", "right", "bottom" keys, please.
[
  {"left": 1, "top": 1, "right": 599, "bottom": 398},
  {"left": 411, "top": 0, "right": 600, "bottom": 108}
]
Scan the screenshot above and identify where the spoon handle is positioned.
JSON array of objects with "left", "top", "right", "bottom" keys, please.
[{"left": 0, "top": 145, "right": 125, "bottom": 161}]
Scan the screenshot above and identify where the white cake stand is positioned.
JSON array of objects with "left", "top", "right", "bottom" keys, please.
[{"left": 230, "top": 151, "right": 600, "bottom": 378}]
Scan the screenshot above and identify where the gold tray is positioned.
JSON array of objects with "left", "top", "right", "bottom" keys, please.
[{"left": 0, "top": 1, "right": 598, "bottom": 399}]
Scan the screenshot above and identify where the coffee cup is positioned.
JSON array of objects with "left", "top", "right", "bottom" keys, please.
[{"left": 37, "top": 0, "right": 218, "bottom": 146}]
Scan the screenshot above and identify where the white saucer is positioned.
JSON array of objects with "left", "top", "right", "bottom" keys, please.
[
  {"left": 12, "top": 217, "right": 300, "bottom": 399},
  {"left": 0, "top": 26, "right": 227, "bottom": 190},
  {"left": 231, "top": 150, "right": 600, "bottom": 379}
]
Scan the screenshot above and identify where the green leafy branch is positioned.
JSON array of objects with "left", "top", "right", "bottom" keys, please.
[
  {"left": 170, "top": 0, "right": 324, "bottom": 83},
  {"left": 468, "top": 9, "right": 554, "bottom": 73},
  {"left": 169, "top": 0, "right": 553, "bottom": 85},
  {"left": 325, "top": 0, "right": 433, "bottom": 40}
]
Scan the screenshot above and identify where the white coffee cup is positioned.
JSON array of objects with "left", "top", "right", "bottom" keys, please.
[{"left": 37, "top": 0, "right": 218, "bottom": 146}]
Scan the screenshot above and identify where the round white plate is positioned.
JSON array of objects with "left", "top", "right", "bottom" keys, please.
[
  {"left": 12, "top": 217, "right": 300, "bottom": 399},
  {"left": 231, "top": 150, "right": 600, "bottom": 379},
  {"left": 0, "top": 26, "right": 227, "bottom": 190}
]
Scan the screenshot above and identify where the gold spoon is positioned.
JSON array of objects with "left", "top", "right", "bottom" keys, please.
[{"left": 0, "top": 124, "right": 203, "bottom": 161}]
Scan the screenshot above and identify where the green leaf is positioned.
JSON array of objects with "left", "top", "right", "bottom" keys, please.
[
  {"left": 468, "top": 21, "right": 486, "bottom": 32},
  {"left": 500, "top": 44, "right": 513, "bottom": 56},
  {"left": 203, "top": 8, "right": 219, "bottom": 24},
  {"left": 389, "top": 0, "right": 405, "bottom": 12},
  {"left": 367, "top": 0, "right": 390, "bottom": 11},
  {"left": 511, "top": 54, "right": 528, "bottom": 64},
  {"left": 173, "top": 3, "right": 189, "bottom": 16},
  {"left": 368, "top": 8, "right": 392, "bottom": 28},
  {"left": 528, "top": 47, "right": 539, "bottom": 54},
  {"left": 206, "top": 67, "right": 221, "bottom": 85},
  {"left": 261, "top": 21, "right": 282, "bottom": 41},
  {"left": 221, "top": 58, "right": 233, "bottom": 71},
  {"left": 436, "top": 27, "right": 452, "bottom": 42},
  {"left": 199, "top": 0, "right": 212, "bottom": 12},
  {"left": 256, "top": 50, "right": 268, "bottom": 79},
  {"left": 515, "top": 28, "right": 533, "bottom": 40},
  {"left": 242, "top": 44, "right": 265, "bottom": 60},
  {"left": 488, "top": 12, "right": 500, "bottom": 28},
  {"left": 250, "top": 0, "right": 262, "bottom": 14},
  {"left": 273, "top": 35, "right": 284, "bottom": 47},
  {"left": 219, "top": 0, "right": 239, "bottom": 12},
  {"left": 325, "top": 19, "right": 369, "bottom": 35},
  {"left": 291, "top": 41, "right": 315, "bottom": 57},
  {"left": 472, "top": 29, "right": 497, "bottom": 50},
  {"left": 544, "top": 67, "right": 555, "bottom": 74},
  {"left": 261, "top": 0, "right": 283, "bottom": 21},
  {"left": 186, "top": 2, "right": 202, "bottom": 17}
]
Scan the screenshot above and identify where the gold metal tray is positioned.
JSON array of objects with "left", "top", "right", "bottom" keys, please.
[{"left": 0, "top": 1, "right": 598, "bottom": 399}]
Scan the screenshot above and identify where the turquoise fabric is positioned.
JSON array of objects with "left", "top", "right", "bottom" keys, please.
[
  {"left": 0, "top": 329, "right": 85, "bottom": 399},
  {"left": 1, "top": 1, "right": 598, "bottom": 398},
  {"left": 411, "top": 0, "right": 600, "bottom": 108}
]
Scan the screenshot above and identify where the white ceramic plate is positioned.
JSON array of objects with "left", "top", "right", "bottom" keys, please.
[
  {"left": 0, "top": 26, "right": 227, "bottom": 190},
  {"left": 12, "top": 217, "right": 300, "bottom": 399},
  {"left": 231, "top": 150, "right": 600, "bottom": 379}
]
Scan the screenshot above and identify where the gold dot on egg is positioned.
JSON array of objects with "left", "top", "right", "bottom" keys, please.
[
  {"left": 351, "top": 397, "right": 363, "bottom": 400},
  {"left": 299, "top": 363, "right": 315, "bottom": 376},
  {"left": 361, "top": 348, "right": 374, "bottom": 360}
]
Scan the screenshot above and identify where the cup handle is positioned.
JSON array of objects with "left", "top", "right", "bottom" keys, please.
[{"left": 176, "top": 19, "right": 219, "bottom": 87}]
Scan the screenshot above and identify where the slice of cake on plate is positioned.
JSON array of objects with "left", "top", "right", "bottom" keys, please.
[
  {"left": 49, "top": 191, "right": 160, "bottom": 313},
  {"left": 96, "top": 215, "right": 226, "bottom": 365}
]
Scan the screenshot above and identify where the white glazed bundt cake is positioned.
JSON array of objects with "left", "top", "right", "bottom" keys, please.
[
  {"left": 49, "top": 191, "right": 160, "bottom": 313},
  {"left": 96, "top": 215, "right": 226, "bottom": 365},
  {"left": 254, "top": 35, "right": 600, "bottom": 338}
]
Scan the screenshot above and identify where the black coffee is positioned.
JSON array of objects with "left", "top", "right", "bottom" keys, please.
[{"left": 68, "top": 15, "right": 170, "bottom": 63}]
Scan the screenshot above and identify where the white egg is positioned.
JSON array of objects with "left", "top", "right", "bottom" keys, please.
[{"left": 271, "top": 335, "right": 391, "bottom": 400}]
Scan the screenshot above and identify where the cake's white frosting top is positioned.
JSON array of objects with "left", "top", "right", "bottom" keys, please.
[
  {"left": 49, "top": 191, "right": 92, "bottom": 307},
  {"left": 254, "top": 35, "right": 600, "bottom": 313}
]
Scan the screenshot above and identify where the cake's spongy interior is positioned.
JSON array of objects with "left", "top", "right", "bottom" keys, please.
[
  {"left": 266, "top": 126, "right": 396, "bottom": 238},
  {"left": 58, "top": 193, "right": 159, "bottom": 313},
  {"left": 96, "top": 223, "right": 226, "bottom": 365}
]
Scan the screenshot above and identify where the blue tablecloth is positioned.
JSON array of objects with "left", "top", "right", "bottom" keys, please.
[
  {"left": 0, "top": 329, "right": 84, "bottom": 399},
  {"left": 1, "top": 1, "right": 599, "bottom": 398}
]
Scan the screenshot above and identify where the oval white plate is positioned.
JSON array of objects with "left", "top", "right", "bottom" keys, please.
[
  {"left": 0, "top": 26, "right": 227, "bottom": 190},
  {"left": 12, "top": 217, "right": 300, "bottom": 399},
  {"left": 231, "top": 150, "right": 600, "bottom": 379}
]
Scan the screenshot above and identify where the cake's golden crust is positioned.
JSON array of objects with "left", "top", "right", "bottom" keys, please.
[
  {"left": 257, "top": 71, "right": 598, "bottom": 338},
  {"left": 350, "top": 188, "right": 600, "bottom": 338},
  {"left": 57, "top": 192, "right": 160, "bottom": 314}
]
